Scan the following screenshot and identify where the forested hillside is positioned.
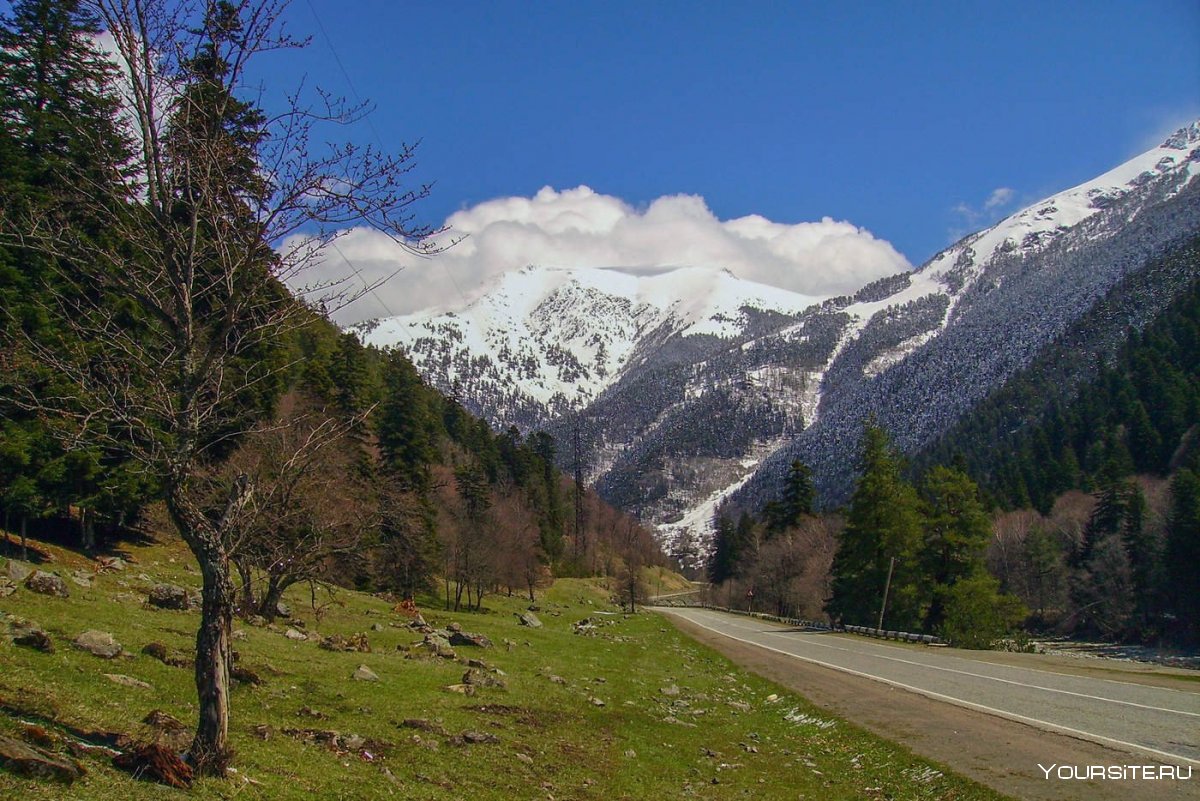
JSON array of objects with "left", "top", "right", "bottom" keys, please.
[
  {"left": 0, "top": 2, "right": 665, "bottom": 773},
  {"left": 912, "top": 235, "right": 1200, "bottom": 511},
  {"left": 0, "top": 0, "right": 659, "bottom": 604}
]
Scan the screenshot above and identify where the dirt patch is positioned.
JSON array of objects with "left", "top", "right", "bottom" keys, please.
[{"left": 663, "top": 613, "right": 1199, "bottom": 801}]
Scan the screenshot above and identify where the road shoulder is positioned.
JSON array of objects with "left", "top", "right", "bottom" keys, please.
[{"left": 659, "top": 609, "right": 1199, "bottom": 801}]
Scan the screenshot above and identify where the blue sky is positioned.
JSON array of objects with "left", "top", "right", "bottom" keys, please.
[{"left": 261, "top": 0, "right": 1198, "bottom": 269}]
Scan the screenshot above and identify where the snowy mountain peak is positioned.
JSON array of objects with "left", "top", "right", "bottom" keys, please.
[{"left": 357, "top": 264, "right": 828, "bottom": 426}]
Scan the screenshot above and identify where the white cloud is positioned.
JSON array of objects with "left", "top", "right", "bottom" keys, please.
[
  {"left": 983, "top": 187, "right": 1015, "bottom": 210},
  {"left": 291, "top": 185, "right": 911, "bottom": 325},
  {"left": 949, "top": 185, "right": 1020, "bottom": 242}
]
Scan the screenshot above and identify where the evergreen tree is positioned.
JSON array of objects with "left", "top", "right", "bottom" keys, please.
[
  {"left": 707, "top": 513, "right": 739, "bottom": 585},
  {"left": 376, "top": 351, "right": 438, "bottom": 493},
  {"left": 1164, "top": 469, "right": 1200, "bottom": 643},
  {"left": 828, "top": 424, "right": 924, "bottom": 629},
  {"left": 919, "top": 466, "right": 991, "bottom": 632},
  {"left": 765, "top": 459, "right": 814, "bottom": 534}
]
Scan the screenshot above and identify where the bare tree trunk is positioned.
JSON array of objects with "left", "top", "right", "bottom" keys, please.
[
  {"left": 192, "top": 548, "right": 234, "bottom": 774},
  {"left": 167, "top": 478, "right": 249, "bottom": 776},
  {"left": 258, "top": 576, "right": 286, "bottom": 622},
  {"left": 234, "top": 557, "right": 255, "bottom": 615},
  {"left": 20, "top": 516, "right": 28, "bottom": 562}
]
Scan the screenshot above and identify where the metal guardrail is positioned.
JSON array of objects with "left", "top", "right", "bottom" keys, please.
[{"left": 653, "top": 599, "right": 946, "bottom": 645}]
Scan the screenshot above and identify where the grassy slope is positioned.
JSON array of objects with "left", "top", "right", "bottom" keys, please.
[{"left": 1, "top": 534, "right": 1011, "bottom": 800}]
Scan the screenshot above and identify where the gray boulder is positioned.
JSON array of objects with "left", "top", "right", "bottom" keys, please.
[
  {"left": 25, "top": 571, "right": 69, "bottom": 598},
  {"left": 12, "top": 621, "right": 54, "bottom": 653},
  {"left": 147, "top": 583, "right": 191, "bottom": 610},
  {"left": 73, "top": 630, "right": 122, "bottom": 659},
  {"left": 352, "top": 664, "right": 379, "bottom": 682},
  {"left": 449, "top": 630, "right": 493, "bottom": 648},
  {"left": 0, "top": 735, "right": 85, "bottom": 783},
  {"left": 4, "top": 560, "right": 34, "bottom": 582},
  {"left": 515, "top": 611, "right": 542, "bottom": 629}
]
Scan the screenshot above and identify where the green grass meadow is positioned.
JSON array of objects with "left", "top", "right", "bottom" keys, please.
[{"left": 0, "top": 535, "right": 1010, "bottom": 800}]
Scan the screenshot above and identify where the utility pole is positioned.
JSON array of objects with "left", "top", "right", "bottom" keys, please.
[{"left": 877, "top": 556, "right": 896, "bottom": 630}]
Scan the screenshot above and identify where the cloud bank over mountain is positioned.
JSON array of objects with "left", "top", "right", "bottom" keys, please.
[{"left": 296, "top": 185, "right": 911, "bottom": 324}]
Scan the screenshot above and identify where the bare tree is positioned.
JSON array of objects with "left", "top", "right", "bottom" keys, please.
[
  {"left": 0, "top": 0, "right": 438, "bottom": 774},
  {"left": 492, "top": 491, "right": 548, "bottom": 602},
  {"left": 227, "top": 392, "right": 373, "bottom": 621}
]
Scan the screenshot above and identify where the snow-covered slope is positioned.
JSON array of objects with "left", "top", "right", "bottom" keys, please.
[
  {"left": 358, "top": 265, "right": 825, "bottom": 429},
  {"left": 356, "top": 122, "right": 1200, "bottom": 563}
]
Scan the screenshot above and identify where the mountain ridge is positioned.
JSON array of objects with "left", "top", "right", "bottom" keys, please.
[{"left": 357, "top": 122, "right": 1200, "bottom": 558}]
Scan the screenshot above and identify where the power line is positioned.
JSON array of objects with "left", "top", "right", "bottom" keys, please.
[{"left": 302, "top": 0, "right": 473, "bottom": 321}]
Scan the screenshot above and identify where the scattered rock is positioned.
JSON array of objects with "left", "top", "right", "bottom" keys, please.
[
  {"left": 660, "top": 684, "right": 681, "bottom": 697},
  {"left": 516, "top": 752, "right": 534, "bottom": 765},
  {"left": 371, "top": 623, "right": 385, "bottom": 632},
  {"left": 448, "top": 630, "right": 492, "bottom": 648},
  {"left": 251, "top": 724, "right": 274, "bottom": 740},
  {"left": 70, "top": 570, "right": 93, "bottom": 588},
  {"left": 112, "top": 743, "right": 193, "bottom": 789},
  {"left": 231, "top": 665, "right": 263, "bottom": 686},
  {"left": 453, "top": 731, "right": 499, "bottom": 746},
  {"left": 147, "top": 583, "right": 190, "bottom": 611},
  {"left": 73, "top": 630, "right": 122, "bottom": 659},
  {"left": 5, "top": 560, "right": 34, "bottom": 582},
  {"left": 624, "top": 749, "right": 637, "bottom": 759},
  {"left": 95, "top": 556, "right": 126, "bottom": 572},
  {"left": 352, "top": 664, "right": 379, "bottom": 682},
  {"left": 11, "top": 622, "right": 54, "bottom": 653},
  {"left": 319, "top": 632, "right": 370, "bottom": 653},
  {"left": 245, "top": 615, "right": 268, "bottom": 627},
  {"left": 281, "top": 727, "right": 389, "bottom": 756},
  {"left": 0, "top": 577, "right": 16, "bottom": 597},
  {"left": 515, "top": 611, "right": 542, "bottom": 629},
  {"left": 284, "top": 627, "right": 307, "bottom": 641},
  {"left": 275, "top": 601, "right": 291, "bottom": 618},
  {"left": 462, "top": 669, "right": 506, "bottom": 690},
  {"left": 141, "top": 642, "right": 192, "bottom": 668},
  {"left": 412, "top": 633, "right": 456, "bottom": 659},
  {"left": 297, "top": 706, "right": 328, "bottom": 720},
  {"left": 231, "top": 629, "right": 247, "bottom": 640},
  {"left": 548, "top": 675, "right": 566, "bottom": 685},
  {"left": 25, "top": 571, "right": 69, "bottom": 598},
  {"left": 0, "top": 734, "right": 86, "bottom": 783},
  {"left": 728, "top": 701, "right": 751, "bottom": 712},
  {"left": 588, "top": 696, "right": 606, "bottom": 707},
  {"left": 104, "top": 674, "right": 151, "bottom": 689},
  {"left": 446, "top": 622, "right": 462, "bottom": 633},
  {"left": 444, "top": 683, "right": 476, "bottom": 696}
]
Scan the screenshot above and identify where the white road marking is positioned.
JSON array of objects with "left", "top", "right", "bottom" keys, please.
[
  {"left": 713, "top": 616, "right": 1200, "bottom": 718},
  {"left": 661, "top": 608, "right": 1200, "bottom": 768}
]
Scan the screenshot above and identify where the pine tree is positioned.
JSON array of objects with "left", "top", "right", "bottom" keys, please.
[
  {"left": 707, "top": 513, "right": 739, "bottom": 585},
  {"left": 828, "top": 424, "right": 924, "bottom": 629},
  {"left": 765, "top": 459, "right": 814, "bottom": 535},
  {"left": 377, "top": 351, "right": 438, "bottom": 493},
  {"left": 919, "top": 466, "right": 991, "bottom": 632},
  {"left": 1164, "top": 469, "right": 1200, "bottom": 644}
]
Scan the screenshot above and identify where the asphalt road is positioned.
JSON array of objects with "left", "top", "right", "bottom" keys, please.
[{"left": 658, "top": 607, "right": 1200, "bottom": 767}]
